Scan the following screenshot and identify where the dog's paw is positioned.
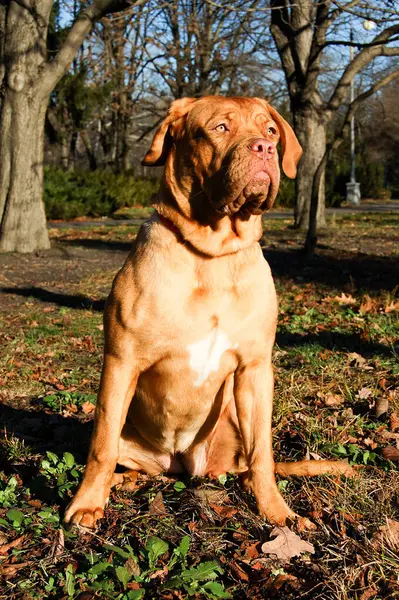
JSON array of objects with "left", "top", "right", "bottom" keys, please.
[
  {"left": 295, "top": 516, "right": 317, "bottom": 532},
  {"left": 258, "top": 495, "right": 297, "bottom": 527},
  {"left": 64, "top": 505, "right": 104, "bottom": 529}
]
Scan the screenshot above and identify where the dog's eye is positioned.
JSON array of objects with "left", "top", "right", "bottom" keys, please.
[
  {"left": 215, "top": 123, "right": 228, "bottom": 133},
  {"left": 267, "top": 126, "right": 277, "bottom": 136}
]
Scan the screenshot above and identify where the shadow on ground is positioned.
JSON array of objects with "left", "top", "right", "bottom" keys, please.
[
  {"left": 0, "top": 403, "right": 92, "bottom": 460},
  {"left": 0, "top": 403, "right": 93, "bottom": 505},
  {"left": 60, "top": 238, "right": 132, "bottom": 253},
  {"left": 0, "top": 286, "right": 106, "bottom": 312},
  {"left": 276, "top": 330, "right": 394, "bottom": 357},
  {"left": 263, "top": 247, "right": 398, "bottom": 292},
  {"left": 56, "top": 237, "right": 398, "bottom": 292}
]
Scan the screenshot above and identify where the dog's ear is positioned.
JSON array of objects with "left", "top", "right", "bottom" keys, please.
[
  {"left": 141, "top": 98, "right": 198, "bottom": 167},
  {"left": 267, "top": 104, "right": 302, "bottom": 179}
]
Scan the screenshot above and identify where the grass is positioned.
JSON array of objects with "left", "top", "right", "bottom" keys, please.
[{"left": 0, "top": 213, "right": 398, "bottom": 599}]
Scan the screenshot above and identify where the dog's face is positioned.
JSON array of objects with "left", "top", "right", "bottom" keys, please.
[{"left": 142, "top": 96, "right": 302, "bottom": 219}]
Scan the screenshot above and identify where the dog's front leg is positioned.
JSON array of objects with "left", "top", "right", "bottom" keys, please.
[
  {"left": 234, "top": 358, "right": 297, "bottom": 526},
  {"left": 64, "top": 354, "right": 138, "bottom": 528}
]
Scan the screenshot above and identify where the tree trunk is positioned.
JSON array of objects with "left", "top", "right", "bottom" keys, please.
[
  {"left": 0, "top": 1, "right": 51, "bottom": 252},
  {"left": 293, "top": 108, "right": 327, "bottom": 230},
  {"left": 0, "top": 92, "right": 50, "bottom": 252}
]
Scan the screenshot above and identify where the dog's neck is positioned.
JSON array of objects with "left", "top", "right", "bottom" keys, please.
[{"left": 153, "top": 165, "right": 263, "bottom": 258}]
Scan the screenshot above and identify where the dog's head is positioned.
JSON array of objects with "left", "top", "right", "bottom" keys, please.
[{"left": 142, "top": 96, "right": 302, "bottom": 219}]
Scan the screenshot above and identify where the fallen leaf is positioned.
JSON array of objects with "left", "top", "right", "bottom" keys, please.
[
  {"left": 378, "top": 429, "right": 399, "bottom": 442},
  {"left": 323, "top": 393, "right": 344, "bottom": 406},
  {"left": 363, "top": 437, "right": 377, "bottom": 450},
  {"left": 359, "top": 295, "right": 378, "bottom": 314},
  {"left": 266, "top": 573, "right": 299, "bottom": 591},
  {"left": 52, "top": 528, "right": 65, "bottom": 557},
  {"left": 357, "top": 387, "right": 373, "bottom": 400},
  {"left": 81, "top": 401, "right": 95, "bottom": 415},
  {"left": 390, "top": 411, "right": 399, "bottom": 432},
  {"left": 149, "top": 491, "right": 168, "bottom": 515},
  {"left": 261, "top": 527, "right": 314, "bottom": 561},
  {"left": 210, "top": 504, "right": 238, "bottom": 518},
  {"left": 348, "top": 352, "right": 367, "bottom": 367},
  {"left": 375, "top": 397, "right": 389, "bottom": 418},
  {"left": 385, "top": 300, "right": 399, "bottom": 313},
  {"left": 334, "top": 293, "right": 357, "bottom": 305},
  {"left": 359, "top": 586, "right": 378, "bottom": 600},
  {"left": 382, "top": 446, "right": 399, "bottom": 462},
  {"left": 193, "top": 488, "right": 228, "bottom": 505},
  {"left": 0, "top": 535, "right": 25, "bottom": 555},
  {"left": 371, "top": 519, "right": 399, "bottom": 551},
  {"left": 243, "top": 542, "right": 259, "bottom": 560},
  {"left": 229, "top": 559, "right": 249, "bottom": 582},
  {"left": 27, "top": 499, "right": 42, "bottom": 508},
  {"left": 0, "top": 562, "right": 30, "bottom": 577},
  {"left": 125, "top": 556, "right": 140, "bottom": 577}
]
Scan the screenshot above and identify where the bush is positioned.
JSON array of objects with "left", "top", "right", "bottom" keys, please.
[
  {"left": 275, "top": 176, "right": 295, "bottom": 208},
  {"left": 44, "top": 167, "right": 159, "bottom": 220}
]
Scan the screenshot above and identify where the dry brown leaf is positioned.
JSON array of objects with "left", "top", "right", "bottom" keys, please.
[
  {"left": 379, "top": 429, "right": 399, "bottom": 442},
  {"left": 357, "top": 387, "right": 373, "bottom": 400},
  {"left": 375, "top": 396, "right": 389, "bottom": 418},
  {"left": 229, "top": 560, "right": 249, "bottom": 582},
  {"left": 0, "top": 535, "right": 25, "bottom": 556},
  {"left": 261, "top": 527, "right": 314, "bottom": 561},
  {"left": 385, "top": 300, "right": 399, "bottom": 313},
  {"left": 81, "top": 401, "right": 95, "bottom": 415},
  {"left": 371, "top": 519, "right": 399, "bottom": 551},
  {"left": 125, "top": 556, "right": 141, "bottom": 577},
  {"left": 193, "top": 488, "right": 228, "bottom": 505},
  {"left": 359, "top": 295, "right": 378, "bottom": 314},
  {"left": 382, "top": 446, "right": 399, "bottom": 462},
  {"left": 244, "top": 542, "right": 259, "bottom": 560},
  {"left": 51, "top": 528, "right": 65, "bottom": 558},
  {"left": 149, "top": 491, "right": 168, "bottom": 515},
  {"left": 348, "top": 352, "right": 367, "bottom": 367},
  {"left": 363, "top": 437, "right": 378, "bottom": 450},
  {"left": 359, "top": 586, "right": 378, "bottom": 600},
  {"left": 0, "top": 561, "right": 30, "bottom": 577},
  {"left": 333, "top": 293, "right": 357, "bottom": 305},
  {"left": 323, "top": 393, "right": 344, "bottom": 406},
  {"left": 210, "top": 504, "right": 238, "bottom": 518},
  {"left": 266, "top": 573, "right": 299, "bottom": 591},
  {"left": 390, "top": 411, "right": 399, "bottom": 433}
]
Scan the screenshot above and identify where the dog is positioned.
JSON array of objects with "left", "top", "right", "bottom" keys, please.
[{"left": 64, "top": 96, "right": 352, "bottom": 529}]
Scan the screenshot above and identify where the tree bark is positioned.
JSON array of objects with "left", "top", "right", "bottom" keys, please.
[
  {"left": 0, "top": 0, "right": 142, "bottom": 252},
  {"left": 0, "top": 1, "right": 52, "bottom": 252},
  {"left": 293, "top": 107, "right": 327, "bottom": 230}
]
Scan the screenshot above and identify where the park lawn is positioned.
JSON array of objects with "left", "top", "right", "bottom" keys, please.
[{"left": 0, "top": 213, "right": 398, "bottom": 599}]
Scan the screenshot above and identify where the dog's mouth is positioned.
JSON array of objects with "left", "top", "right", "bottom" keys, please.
[{"left": 212, "top": 163, "right": 278, "bottom": 218}]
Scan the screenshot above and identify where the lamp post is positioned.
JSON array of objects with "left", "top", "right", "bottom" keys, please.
[{"left": 346, "top": 18, "right": 376, "bottom": 205}]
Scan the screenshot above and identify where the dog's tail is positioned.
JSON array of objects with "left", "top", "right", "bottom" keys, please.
[{"left": 275, "top": 459, "right": 356, "bottom": 477}]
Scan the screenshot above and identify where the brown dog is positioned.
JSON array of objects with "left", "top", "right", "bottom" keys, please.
[{"left": 64, "top": 96, "right": 351, "bottom": 529}]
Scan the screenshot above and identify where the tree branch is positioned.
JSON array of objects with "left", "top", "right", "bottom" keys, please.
[
  {"left": 305, "top": 68, "right": 399, "bottom": 255},
  {"left": 41, "top": 0, "right": 149, "bottom": 95},
  {"left": 328, "top": 24, "right": 399, "bottom": 110}
]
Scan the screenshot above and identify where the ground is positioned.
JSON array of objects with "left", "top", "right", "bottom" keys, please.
[{"left": 0, "top": 212, "right": 398, "bottom": 599}]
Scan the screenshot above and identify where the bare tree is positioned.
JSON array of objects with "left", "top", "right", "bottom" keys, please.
[
  {"left": 0, "top": 0, "right": 148, "bottom": 253},
  {"left": 270, "top": 0, "right": 399, "bottom": 237},
  {"left": 145, "top": 0, "right": 279, "bottom": 100}
]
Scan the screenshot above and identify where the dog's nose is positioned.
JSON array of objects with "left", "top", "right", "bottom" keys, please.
[{"left": 248, "top": 138, "right": 275, "bottom": 156}]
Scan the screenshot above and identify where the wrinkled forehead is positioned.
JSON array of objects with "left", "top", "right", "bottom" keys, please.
[{"left": 187, "top": 97, "right": 272, "bottom": 129}]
